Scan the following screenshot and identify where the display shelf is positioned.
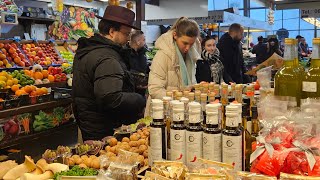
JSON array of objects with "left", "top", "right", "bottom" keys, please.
[
  {"left": 0, "top": 120, "right": 76, "bottom": 149},
  {"left": 35, "top": 81, "right": 67, "bottom": 88},
  {"left": 0, "top": 98, "right": 72, "bottom": 119},
  {"left": 18, "top": 16, "right": 55, "bottom": 23}
]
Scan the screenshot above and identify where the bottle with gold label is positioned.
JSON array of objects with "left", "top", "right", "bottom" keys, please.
[
  {"left": 274, "top": 38, "right": 302, "bottom": 106},
  {"left": 302, "top": 38, "right": 320, "bottom": 99}
]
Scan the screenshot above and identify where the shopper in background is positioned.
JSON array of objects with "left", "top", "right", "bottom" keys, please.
[
  {"left": 147, "top": 17, "right": 201, "bottom": 114},
  {"left": 128, "top": 30, "right": 148, "bottom": 74},
  {"left": 212, "top": 34, "right": 219, "bottom": 41},
  {"left": 252, "top": 36, "right": 268, "bottom": 64},
  {"left": 299, "top": 37, "right": 311, "bottom": 57},
  {"left": 296, "top": 35, "right": 302, "bottom": 44},
  {"left": 266, "top": 37, "right": 283, "bottom": 58},
  {"left": 72, "top": 6, "right": 145, "bottom": 141},
  {"left": 217, "top": 23, "right": 250, "bottom": 84},
  {"left": 196, "top": 36, "right": 232, "bottom": 84}
]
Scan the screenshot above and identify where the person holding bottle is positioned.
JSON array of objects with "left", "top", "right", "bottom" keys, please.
[
  {"left": 146, "top": 17, "right": 201, "bottom": 115},
  {"left": 196, "top": 36, "right": 232, "bottom": 84}
]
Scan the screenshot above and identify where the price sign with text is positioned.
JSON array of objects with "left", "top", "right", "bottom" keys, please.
[{"left": 301, "top": 8, "right": 320, "bottom": 18}]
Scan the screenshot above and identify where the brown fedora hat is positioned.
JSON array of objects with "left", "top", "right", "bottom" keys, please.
[{"left": 96, "top": 5, "right": 140, "bottom": 30}]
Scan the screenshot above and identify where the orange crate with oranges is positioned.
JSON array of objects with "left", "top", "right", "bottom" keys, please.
[{"left": 0, "top": 40, "right": 31, "bottom": 68}]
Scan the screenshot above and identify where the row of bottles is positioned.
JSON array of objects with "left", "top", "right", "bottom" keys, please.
[
  {"left": 148, "top": 95, "right": 260, "bottom": 171},
  {"left": 275, "top": 38, "right": 320, "bottom": 106}
]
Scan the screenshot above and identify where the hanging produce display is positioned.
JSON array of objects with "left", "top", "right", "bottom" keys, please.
[{"left": 49, "top": 5, "right": 97, "bottom": 40}]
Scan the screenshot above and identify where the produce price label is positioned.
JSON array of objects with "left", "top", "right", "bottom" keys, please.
[{"left": 301, "top": 8, "right": 320, "bottom": 18}]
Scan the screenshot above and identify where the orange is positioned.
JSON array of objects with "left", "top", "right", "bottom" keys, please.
[
  {"left": 41, "top": 87, "right": 48, "bottom": 95},
  {"left": 24, "top": 85, "right": 32, "bottom": 94},
  {"left": 11, "top": 84, "right": 19, "bottom": 92},
  {"left": 42, "top": 70, "right": 49, "bottom": 78},
  {"left": 2, "top": 59, "right": 8, "bottom": 65},
  {"left": 34, "top": 72, "right": 43, "bottom": 80},
  {"left": 35, "top": 88, "right": 43, "bottom": 96},
  {"left": 30, "top": 91, "right": 37, "bottom": 97},
  {"left": 30, "top": 85, "right": 36, "bottom": 91},
  {"left": 15, "top": 89, "right": 27, "bottom": 96},
  {"left": 48, "top": 75, "right": 55, "bottom": 83},
  {"left": 24, "top": 70, "right": 32, "bottom": 77}
]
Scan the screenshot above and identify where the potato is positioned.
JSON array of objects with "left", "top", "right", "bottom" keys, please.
[
  {"left": 129, "top": 141, "right": 139, "bottom": 147},
  {"left": 141, "top": 135, "right": 147, "bottom": 139},
  {"left": 143, "top": 130, "right": 150, "bottom": 136},
  {"left": 105, "top": 146, "right": 111, "bottom": 151},
  {"left": 138, "top": 139, "right": 146, "bottom": 145},
  {"left": 123, "top": 145, "right": 131, "bottom": 151},
  {"left": 129, "top": 147, "right": 138, "bottom": 153},
  {"left": 79, "top": 163, "right": 87, "bottom": 168},
  {"left": 143, "top": 150, "right": 148, "bottom": 158},
  {"left": 100, "top": 150, "right": 107, "bottom": 155},
  {"left": 109, "top": 138, "right": 118, "bottom": 147},
  {"left": 90, "top": 155, "right": 97, "bottom": 160},
  {"left": 91, "top": 158, "right": 100, "bottom": 169},
  {"left": 137, "top": 130, "right": 142, "bottom": 134},
  {"left": 75, "top": 158, "right": 83, "bottom": 165},
  {"left": 130, "top": 134, "right": 139, "bottom": 141},
  {"left": 109, "top": 147, "right": 116, "bottom": 153},
  {"left": 106, "top": 152, "right": 116, "bottom": 157},
  {"left": 72, "top": 155, "right": 80, "bottom": 161},
  {"left": 139, "top": 145, "right": 147, "bottom": 152},
  {"left": 137, "top": 155, "right": 144, "bottom": 164},
  {"left": 121, "top": 142, "right": 129, "bottom": 146},
  {"left": 81, "top": 155, "right": 89, "bottom": 160},
  {"left": 84, "top": 158, "right": 92, "bottom": 167},
  {"left": 109, "top": 156, "right": 117, "bottom": 162},
  {"left": 133, "top": 149, "right": 141, "bottom": 154},
  {"left": 122, "top": 137, "right": 130, "bottom": 142},
  {"left": 117, "top": 142, "right": 121, "bottom": 145},
  {"left": 67, "top": 158, "right": 75, "bottom": 166},
  {"left": 144, "top": 159, "right": 149, "bottom": 166}
]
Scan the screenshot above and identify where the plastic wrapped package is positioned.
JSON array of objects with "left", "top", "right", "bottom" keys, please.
[
  {"left": 256, "top": 66, "right": 272, "bottom": 89},
  {"left": 97, "top": 150, "right": 140, "bottom": 180},
  {"left": 151, "top": 161, "right": 188, "bottom": 180},
  {"left": 188, "top": 158, "right": 233, "bottom": 175},
  {"left": 142, "top": 171, "right": 171, "bottom": 180},
  {"left": 224, "top": 170, "right": 277, "bottom": 180},
  {"left": 280, "top": 172, "right": 320, "bottom": 180}
]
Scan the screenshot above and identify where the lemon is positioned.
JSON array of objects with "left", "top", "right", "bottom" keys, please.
[
  {"left": 6, "top": 74, "right": 12, "bottom": 80},
  {"left": 12, "top": 78, "right": 18, "bottom": 85},
  {"left": 0, "top": 71, "right": 7, "bottom": 76},
  {"left": 6, "top": 79, "right": 13, "bottom": 86},
  {"left": 5, "top": 64, "right": 12, "bottom": 68},
  {"left": 0, "top": 76, "right": 7, "bottom": 82},
  {"left": 0, "top": 81, "right": 6, "bottom": 88}
]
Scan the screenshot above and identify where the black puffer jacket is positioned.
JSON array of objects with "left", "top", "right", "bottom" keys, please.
[{"left": 72, "top": 34, "right": 146, "bottom": 141}]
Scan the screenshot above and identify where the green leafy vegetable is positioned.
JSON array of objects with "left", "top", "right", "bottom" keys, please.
[
  {"left": 53, "top": 166, "right": 98, "bottom": 180},
  {"left": 33, "top": 111, "right": 54, "bottom": 132}
]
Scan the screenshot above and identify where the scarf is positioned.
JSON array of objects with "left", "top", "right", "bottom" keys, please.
[
  {"left": 175, "top": 42, "right": 191, "bottom": 86},
  {"left": 201, "top": 48, "right": 224, "bottom": 84}
]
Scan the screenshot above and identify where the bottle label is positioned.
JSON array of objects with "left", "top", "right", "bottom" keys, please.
[
  {"left": 207, "top": 114, "right": 219, "bottom": 125},
  {"left": 222, "top": 134, "right": 242, "bottom": 171},
  {"left": 203, "top": 133, "right": 222, "bottom": 162},
  {"left": 150, "top": 127, "right": 164, "bottom": 163},
  {"left": 302, "top": 81, "right": 317, "bottom": 92},
  {"left": 189, "top": 113, "right": 200, "bottom": 123},
  {"left": 170, "top": 129, "right": 186, "bottom": 163},
  {"left": 226, "top": 116, "right": 238, "bottom": 127},
  {"left": 247, "top": 121, "right": 252, "bottom": 134},
  {"left": 186, "top": 131, "right": 202, "bottom": 166},
  {"left": 173, "top": 112, "right": 184, "bottom": 122}
]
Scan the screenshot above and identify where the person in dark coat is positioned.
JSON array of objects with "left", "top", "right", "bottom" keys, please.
[
  {"left": 217, "top": 23, "right": 250, "bottom": 84},
  {"left": 196, "top": 36, "right": 232, "bottom": 84},
  {"left": 128, "top": 30, "right": 149, "bottom": 74},
  {"left": 252, "top": 36, "right": 268, "bottom": 64},
  {"left": 72, "top": 6, "right": 146, "bottom": 141}
]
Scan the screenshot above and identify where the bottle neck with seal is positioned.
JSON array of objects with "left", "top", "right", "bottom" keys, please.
[{"left": 187, "top": 102, "right": 202, "bottom": 131}]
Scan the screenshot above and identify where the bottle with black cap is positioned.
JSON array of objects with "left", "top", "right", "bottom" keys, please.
[
  {"left": 222, "top": 105, "right": 243, "bottom": 171},
  {"left": 203, "top": 103, "right": 222, "bottom": 162}
]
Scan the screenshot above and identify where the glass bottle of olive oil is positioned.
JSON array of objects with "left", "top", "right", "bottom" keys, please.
[
  {"left": 274, "top": 38, "right": 302, "bottom": 106},
  {"left": 302, "top": 38, "right": 320, "bottom": 99}
]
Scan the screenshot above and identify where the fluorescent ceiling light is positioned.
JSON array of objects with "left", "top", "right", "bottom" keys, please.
[{"left": 303, "top": 17, "right": 320, "bottom": 28}]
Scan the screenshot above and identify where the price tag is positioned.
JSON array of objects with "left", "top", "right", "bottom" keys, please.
[{"left": 302, "top": 81, "right": 317, "bottom": 93}]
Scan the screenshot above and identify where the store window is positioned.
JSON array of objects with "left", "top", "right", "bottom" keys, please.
[
  {"left": 300, "top": 30, "right": 315, "bottom": 46},
  {"left": 250, "top": 9, "right": 266, "bottom": 21},
  {"left": 273, "top": 10, "right": 283, "bottom": 31},
  {"left": 300, "top": 18, "right": 316, "bottom": 30},
  {"left": 282, "top": 9, "right": 299, "bottom": 30},
  {"left": 229, "top": 0, "right": 243, "bottom": 9},
  {"left": 209, "top": 0, "right": 229, "bottom": 10}
]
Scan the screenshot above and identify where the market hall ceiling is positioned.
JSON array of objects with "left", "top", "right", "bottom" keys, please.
[{"left": 256, "top": 0, "right": 320, "bottom": 10}]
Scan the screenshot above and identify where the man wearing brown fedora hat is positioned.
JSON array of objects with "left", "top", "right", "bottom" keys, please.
[{"left": 72, "top": 5, "right": 146, "bottom": 141}]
